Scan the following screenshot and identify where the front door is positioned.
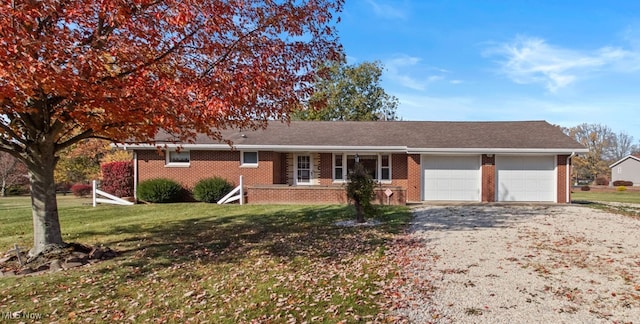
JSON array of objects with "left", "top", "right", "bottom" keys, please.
[{"left": 296, "top": 155, "right": 312, "bottom": 185}]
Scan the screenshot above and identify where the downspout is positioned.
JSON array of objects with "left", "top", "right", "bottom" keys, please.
[
  {"left": 566, "top": 152, "right": 576, "bottom": 204},
  {"left": 133, "top": 151, "right": 138, "bottom": 201}
]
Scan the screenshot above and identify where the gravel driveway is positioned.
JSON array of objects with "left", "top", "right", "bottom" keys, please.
[{"left": 390, "top": 204, "right": 640, "bottom": 323}]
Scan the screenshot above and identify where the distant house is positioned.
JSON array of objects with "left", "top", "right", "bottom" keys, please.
[
  {"left": 609, "top": 154, "right": 640, "bottom": 186},
  {"left": 121, "top": 120, "right": 587, "bottom": 204}
]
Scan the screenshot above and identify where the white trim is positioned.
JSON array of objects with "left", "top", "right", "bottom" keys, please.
[
  {"left": 123, "top": 143, "right": 586, "bottom": 155},
  {"left": 133, "top": 151, "right": 138, "bottom": 200},
  {"left": 407, "top": 148, "right": 589, "bottom": 154},
  {"left": 240, "top": 151, "right": 259, "bottom": 167},
  {"left": 609, "top": 154, "right": 640, "bottom": 168},
  {"left": 294, "top": 154, "right": 313, "bottom": 185},
  {"left": 123, "top": 143, "right": 407, "bottom": 153},
  {"left": 165, "top": 150, "right": 190, "bottom": 167},
  {"left": 331, "top": 153, "right": 392, "bottom": 183},
  {"left": 379, "top": 153, "right": 392, "bottom": 183},
  {"left": 332, "top": 153, "right": 345, "bottom": 183}
]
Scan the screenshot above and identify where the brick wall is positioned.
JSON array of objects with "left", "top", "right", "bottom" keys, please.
[
  {"left": 557, "top": 154, "right": 569, "bottom": 203},
  {"left": 136, "top": 150, "right": 277, "bottom": 189},
  {"left": 481, "top": 154, "right": 496, "bottom": 202},
  {"left": 407, "top": 154, "right": 421, "bottom": 202},
  {"left": 247, "top": 185, "right": 406, "bottom": 205},
  {"left": 318, "top": 153, "right": 333, "bottom": 185}
]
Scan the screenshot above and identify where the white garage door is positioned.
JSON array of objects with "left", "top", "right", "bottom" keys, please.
[
  {"left": 496, "top": 156, "right": 556, "bottom": 202},
  {"left": 422, "top": 155, "right": 481, "bottom": 201}
]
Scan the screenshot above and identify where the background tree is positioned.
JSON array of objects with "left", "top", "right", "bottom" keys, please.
[
  {"left": 55, "top": 139, "right": 111, "bottom": 185},
  {"left": 0, "top": 0, "right": 342, "bottom": 256},
  {"left": 609, "top": 131, "right": 639, "bottom": 162},
  {"left": 294, "top": 61, "right": 399, "bottom": 121},
  {"left": 565, "top": 123, "right": 615, "bottom": 181},
  {"left": 0, "top": 152, "right": 28, "bottom": 197}
]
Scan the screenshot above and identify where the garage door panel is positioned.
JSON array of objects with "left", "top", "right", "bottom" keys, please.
[
  {"left": 496, "top": 156, "right": 555, "bottom": 202},
  {"left": 423, "top": 155, "right": 480, "bottom": 201}
]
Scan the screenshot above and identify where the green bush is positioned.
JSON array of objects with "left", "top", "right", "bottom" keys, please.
[
  {"left": 137, "top": 178, "right": 183, "bottom": 203},
  {"left": 192, "top": 177, "right": 234, "bottom": 203}
]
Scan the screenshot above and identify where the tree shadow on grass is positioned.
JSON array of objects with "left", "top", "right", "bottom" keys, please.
[{"left": 82, "top": 205, "right": 410, "bottom": 278}]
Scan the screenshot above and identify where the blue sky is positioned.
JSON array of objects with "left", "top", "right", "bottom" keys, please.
[{"left": 338, "top": 0, "right": 640, "bottom": 141}]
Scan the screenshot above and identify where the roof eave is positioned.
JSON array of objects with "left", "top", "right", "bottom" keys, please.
[
  {"left": 119, "top": 143, "right": 408, "bottom": 153},
  {"left": 406, "top": 148, "right": 590, "bottom": 154},
  {"left": 609, "top": 155, "right": 640, "bottom": 168}
]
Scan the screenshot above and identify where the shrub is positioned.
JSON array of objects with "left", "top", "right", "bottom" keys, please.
[
  {"left": 101, "top": 161, "right": 134, "bottom": 197},
  {"left": 137, "top": 178, "right": 182, "bottom": 203},
  {"left": 617, "top": 186, "right": 627, "bottom": 192},
  {"left": 595, "top": 177, "right": 609, "bottom": 186},
  {"left": 193, "top": 177, "right": 234, "bottom": 203},
  {"left": 346, "top": 163, "right": 376, "bottom": 223},
  {"left": 580, "top": 185, "right": 591, "bottom": 191},
  {"left": 6, "top": 184, "right": 28, "bottom": 196},
  {"left": 71, "top": 183, "right": 92, "bottom": 197},
  {"left": 612, "top": 180, "right": 633, "bottom": 187}
]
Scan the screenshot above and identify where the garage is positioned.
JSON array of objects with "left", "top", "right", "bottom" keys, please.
[
  {"left": 422, "top": 155, "right": 481, "bottom": 201},
  {"left": 496, "top": 156, "right": 556, "bottom": 202}
]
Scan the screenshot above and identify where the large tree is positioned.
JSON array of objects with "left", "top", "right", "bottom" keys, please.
[
  {"left": 294, "top": 60, "right": 399, "bottom": 121},
  {"left": 565, "top": 123, "right": 615, "bottom": 181},
  {"left": 0, "top": 0, "right": 342, "bottom": 256}
]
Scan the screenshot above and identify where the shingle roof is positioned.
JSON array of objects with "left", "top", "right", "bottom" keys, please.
[{"left": 145, "top": 120, "right": 585, "bottom": 152}]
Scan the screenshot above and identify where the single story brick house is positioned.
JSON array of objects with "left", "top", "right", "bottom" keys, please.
[
  {"left": 121, "top": 120, "right": 587, "bottom": 204},
  {"left": 609, "top": 154, "right": 640, "bottom": 186}
]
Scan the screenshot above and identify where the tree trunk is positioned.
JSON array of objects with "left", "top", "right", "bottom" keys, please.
[
  {"left": 354, "top": 199, "right": 365, "bottom": 223},
  {"left": 1, "top": 178, "right": 5, "bottom": 197},
  {"left": 28, "top": 146, "right": 64, "bottom": 256}
]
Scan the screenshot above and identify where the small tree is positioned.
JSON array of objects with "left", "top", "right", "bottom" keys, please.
[{"left": 346, "top": 162, "right": 376, "bottom": 223}]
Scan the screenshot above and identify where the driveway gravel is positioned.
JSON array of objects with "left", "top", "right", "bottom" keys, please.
[{"left": 390, "top": 204, "right": 640, "bottom": 323}]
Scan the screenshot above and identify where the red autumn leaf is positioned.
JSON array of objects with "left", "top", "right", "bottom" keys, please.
[{"left": 0, "top": 0, "right": 343, "bottom": 254}]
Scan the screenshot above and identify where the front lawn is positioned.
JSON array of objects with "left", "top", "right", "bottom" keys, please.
[
  {"left": 0, "top": 197, "right": 411, "bottom": 322},
  {"left": 572, "top": 190, "right": 640, "bottom": 204}
]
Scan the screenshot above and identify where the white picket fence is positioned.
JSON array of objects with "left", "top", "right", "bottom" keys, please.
[
  {"left": 217, "top": 175, "right": 244, "bottom": 205},
  {"left": 92, "top": 180, "right": 134, "bottom": 207},
  {"left": 92, "top": 176, "right": 243, "bottom": 207}
]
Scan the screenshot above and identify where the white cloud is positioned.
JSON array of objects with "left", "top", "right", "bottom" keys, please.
[
  {"left": 384, "top": 55, "right": 448, "bottom": 91},
  {"left": 486, "top": 36, "right": 640, "bottom": 92},
  {"left": 391, "top": 91, "right": 640, "bottom": 139},
  {"left": 365, "top": 0, "right": 407, "bottom": 20}
]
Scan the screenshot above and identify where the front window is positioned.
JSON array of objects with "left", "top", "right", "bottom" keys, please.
[
  {"left": 333, "top": 153, "right": 391, "bottom": 182},
  {"left": 241, "top": 151, "right": 258, "bottom": 166},
  {"left": 166, "top": 150, "right": 190, "bottom": 167}
]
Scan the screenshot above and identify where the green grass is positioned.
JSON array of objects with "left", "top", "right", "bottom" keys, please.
[
  {"left": 0, "top": 196, "right": 411, "bottom": 322},
  {"left": 572, "top": 190, "right": 640, "bottom": 204}
]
